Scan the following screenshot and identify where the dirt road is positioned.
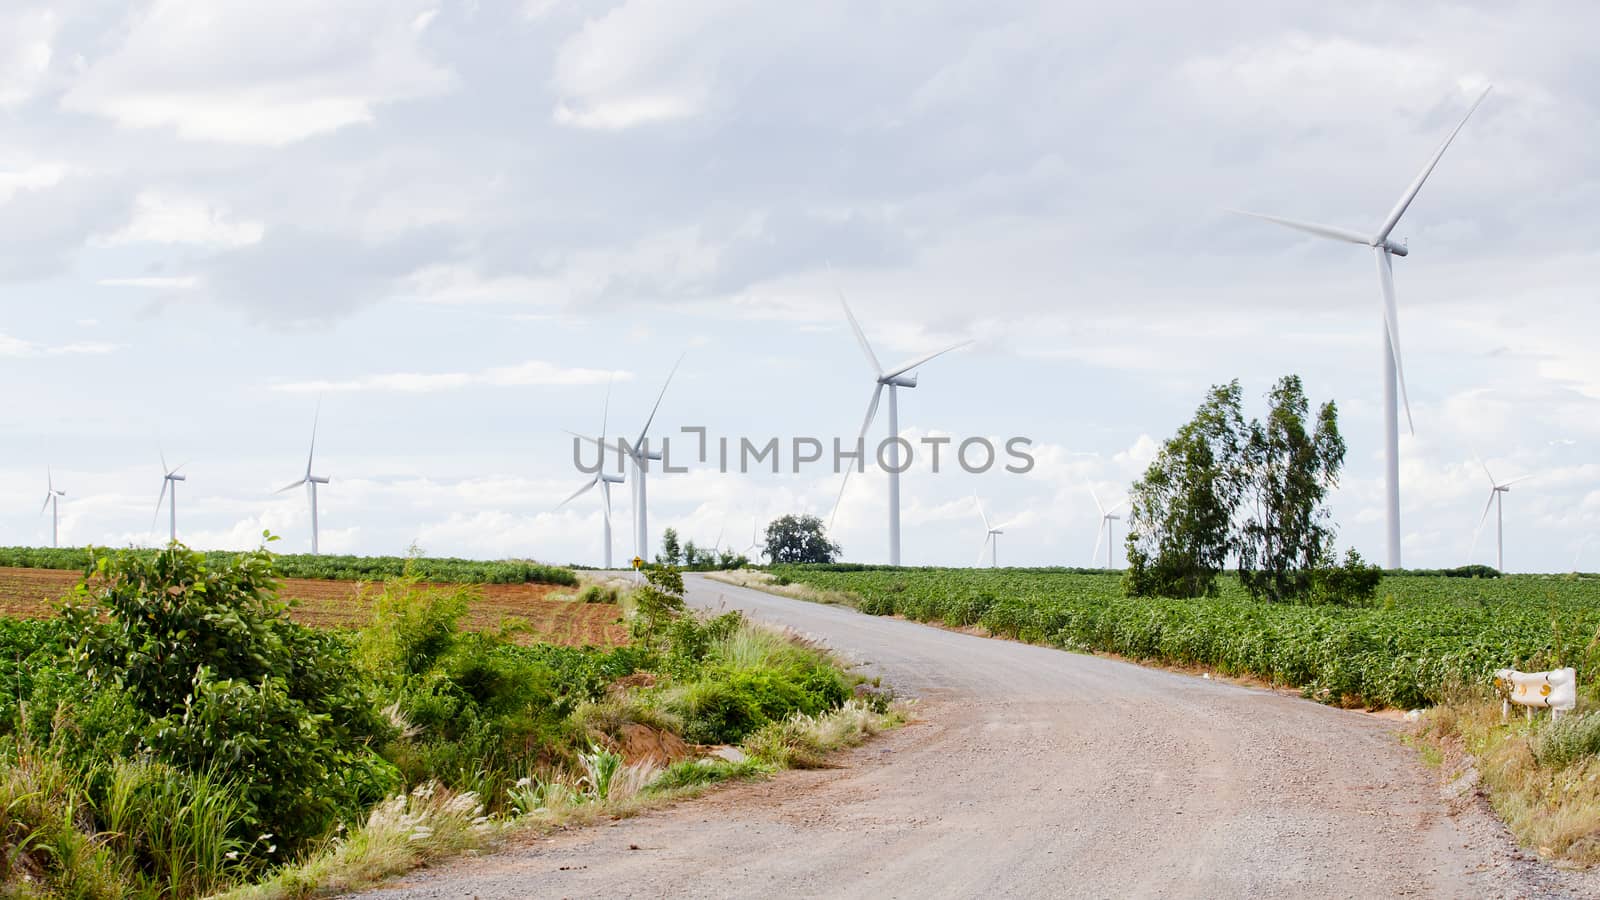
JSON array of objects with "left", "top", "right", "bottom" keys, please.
[{"left": 361, "top": 574, "right": 1593, "bottom": 899}]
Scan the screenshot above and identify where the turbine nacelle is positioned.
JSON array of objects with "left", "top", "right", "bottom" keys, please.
[
  {"left": 881, "top": 372, "right": 919, "bottom": 388},
  {"left": 166, "top": 473, "right": 188, "bottom": 482},
  {"left": 600, "top": 472, "right": 626, "bottom": 485},
  {"left": 1382, "top": 239, "right": 1409, "bottom": 257},
  {"left": 310, "top": 475, "right": 331, "bottom": 485}
]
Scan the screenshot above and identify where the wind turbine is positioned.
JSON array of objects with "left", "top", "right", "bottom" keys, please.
[
  {"left": 277, "top": 406, "right": 331, "bottom": 554},
  {"left": 1470, "top": 457, "right": 1533, "bottom": 572},
  {"left": 973, "top": 496, "right": 1011, "bottom": 568},
  {"left": 829, "top": 277, "right": 971, "bottom": 565},
  {"left": 560, "top": 379, "right": 627, "bottom": 568},
  {"left": 154, "top": 453, "right": 187, "bottom": 544},
  {"left": 745, "top": 517, "right": 763, "bottom": 563},
  {"left": 1089, "top": 485, "right": 1127, "bottom": 569},
  {"left": 40, "top": 468, "right": 65, "bottom": 548},
  {"left": 1232, "top": 85, "right": 1492, "bottom": 569},
  {"left": 570, "top": 359, "right": 682, "bottom": 564}
]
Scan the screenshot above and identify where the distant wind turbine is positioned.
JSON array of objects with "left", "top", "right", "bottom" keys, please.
[
  {"left": 570, "top": 359, "right": 683, "bottom": 564},
  {"left": 1470, "top": 456, "right": 1533, "bottom": 572},
  {"left": 560, "top": 378, "right": 627, "bottom": 568},
  {"left": 278, "top": 405, "right": 331, "bottom": 554},
  {"left": 154, "top": 453, "right": 187, "bottom": 544},
  {"left": 1089, "top": 486, "right": 1127, "bottom": 569},
  {"left": 829, "top": 273, "right": 971, "bottom": 565},
  {"left": 1232, "top": 85, "right": 1492, "bottom": 569},
  {"left": 973, "top": 496, "right": 1012, "bottom": 568},
  {"left": 40, "top": 468, "right": 65, "bottom": 548},
  {"left": 745, "top": 518, "right": 763, "bottom": 562}
]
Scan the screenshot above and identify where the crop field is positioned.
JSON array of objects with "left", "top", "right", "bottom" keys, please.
[
  {"left": 0, "top": 566, "right": 626, "bottom": 647},
  {"left": 0, "top": 546, "right": 577, "bottom": 586},
  {"left": 767, "top": 565, "right": 1600, "bottom": 710}
]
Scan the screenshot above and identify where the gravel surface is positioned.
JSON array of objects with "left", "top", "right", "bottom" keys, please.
[{"left": 357, "top": 574, "right": 1597, "bottom": 899}]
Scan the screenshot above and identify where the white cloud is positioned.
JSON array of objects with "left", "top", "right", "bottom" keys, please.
[
  {"left": 0, "top": 9, "right": 56, "bottom": 108},
  {"left": 62, "top": 0, "right": 454, "bottom": 145},
  {"left": 0, "top": 334, "right": 118, "bottom": 357},
  {"left": 98, "top": 191, "right": 264, "bottom": 248},
  {"left": 0, "top": 162, "right": 70, "bottom": 202},
  {"left": 273, "top": 360, "right": 631, "bottom": 394},
  {"left": 97, "top": 275, "right": 200, "bottom": 289},
  {"left": 551, "top": 0, "right": 741, "bottom": 129}
]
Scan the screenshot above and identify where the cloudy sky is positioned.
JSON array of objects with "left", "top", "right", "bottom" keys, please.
[{"left": 0, "top": 0, "right": 1596, "bottom": 571}]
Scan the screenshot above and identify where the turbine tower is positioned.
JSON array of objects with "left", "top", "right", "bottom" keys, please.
[
  {"left": 154, "top": 453, "right": 186, "bottom": 544},
  {"left": 278, "top": 406, "right": 331, "bottom": 554},
  {"left": 560, "top": 379, "right": 627, "bottom": 568},
  {"left": 974, "top": 496, "right": 1011, "bottom": 568},
  {"left": 571, "top": 358, "right": 682, "bottom": 564},
  {"left": 1471, "top": 457, "right": 1533, "bottom": 572},
  {"left": 829, "top": 278, "right": 971, "bottom": 565},
  {"left": 1233, "top": 85, "right": 1492, "bottom": 569},
  {"left": 40, "top": 468, "right": 65, "bottom": 548},
  {"left": 1090, "top": 485, "right": 1127, "bottom": 569}
]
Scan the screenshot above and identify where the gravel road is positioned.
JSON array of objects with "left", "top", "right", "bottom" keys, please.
[{"left": 359, "top": 574, "right": 1596, "bottom": 899}]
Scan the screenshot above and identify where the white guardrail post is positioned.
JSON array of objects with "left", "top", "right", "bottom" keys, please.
[{"left": 1494, "top": 667, "right": 1577, "bottom": 722}]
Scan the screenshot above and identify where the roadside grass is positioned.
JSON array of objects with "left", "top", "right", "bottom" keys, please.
[
  {"left": 704, "top": 570, "right": 858, "bottom": 607},
  {"left": 229, "top": 699, "right": 901, "bottom": 899},
  {"left": 1419, "top": 697, "right": 1600, "bottom": 866}
]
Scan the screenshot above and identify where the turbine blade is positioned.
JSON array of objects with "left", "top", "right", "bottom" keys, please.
[
  {"left": 1473, "top": 450, "right": 1496, "bottom": 486},
  {"left": 883, "top": 340, "right": 973, "bottom": 380},
  {"left": 1374, "top": 248, "right": 1415, "bottom": 434},
  {"left": 973, "top": 495, "right": 991, "bottom": 530},
  {"left": 1091, "top": 520, "right": 1106, "bottom": 566},
  {"left": 160, "top": 450, "right": 169, "bottom": 475},
  {"left": 857, "top": 383, "right": 885, "bottom": 447},
  {"left": 635, "top": 352, "right": 685, "bottom": 445},
  {"left": 567, "top": 430, "right": 628, "bottom": 461},
  {"left": 1500, "top": 474, "right": 1535, "bottom": 488},
  {"left": 600, "top": 373, "right": 613, "bottom": 443},
  {"left": 46, "top": 465, "right": 52, "bottom": 492},
  {"left": 1468, "top": 489, "right": 1497, "bottom": 558},
  {"left": 40, "top": 493, "right": 51, "bottom": 515},
  {"left": 1108, "top": 498, "right": 1129, "bottom": 515},
  {"left": 153, "top": 479, "right": 169, "bottom": 531},
  {"left": 1375, "top": 85, "right": 1492, "bottom": 243},
  {"left": 978, "top": 533, "right": 992, "bottom": 567},
  {"left": 832, "top": 266, "right": 883, "bottom": 375},
  {"left": 306, "top": 401, "right": 321, "bottom": 477},
  {"left": 558, "top": 476, "right": 600, "bottom": 510},
  {"left": 1087, "top": 484, "right": 1105, "bottom": 516},
  {"left": 827, "top": 466, "right": 855, "bottom": 535},
  {"left": 276, "top": 477, "right": 308, "bottom": 494},
  {"left": 1227, "top": 209, "right": 1372, "bottom": 245}
]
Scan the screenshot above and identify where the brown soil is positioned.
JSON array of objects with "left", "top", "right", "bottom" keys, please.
[{"left": 0, "top": 566, "right": 628, "bottom": 648}]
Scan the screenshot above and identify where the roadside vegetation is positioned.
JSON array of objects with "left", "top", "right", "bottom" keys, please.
[{"left": 0, "top": 545, "right": 897, "bottom": 897}]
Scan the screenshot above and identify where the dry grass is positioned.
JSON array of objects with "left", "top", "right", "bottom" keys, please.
[
  {"left": 742, "top": 700, "right": 905, "bottom": 769},
  {"left": 1419, "top": 698, "right": 1600, "bottom": 866},
  {"left": 704, "top": 570, "right": 859, "bottom": 607}
]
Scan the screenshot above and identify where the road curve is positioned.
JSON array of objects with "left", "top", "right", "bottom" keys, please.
[{"left": 361, "top": 574, "right": 1591, "bottom": 899}]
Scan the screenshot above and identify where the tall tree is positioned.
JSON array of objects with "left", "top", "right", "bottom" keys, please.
[
  {"left": 658, "top": 527, "right": 681, "bottom": 566},
  {"left": 1236, "top": 375, "right": 1346, "bottom": 602},
  {"left": 763, "top": 514, "right": 841, "bottom": 564},
  {"left": 1124, "top": 381, "right": 1247, "bottom": 598}
]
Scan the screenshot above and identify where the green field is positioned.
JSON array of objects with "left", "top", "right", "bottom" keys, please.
[
  {"left": 767, "top": 565, "right": 1600, "bottom": 710},
  {"left": 0, "top": 545, "right": 576, "bottom": 586}
]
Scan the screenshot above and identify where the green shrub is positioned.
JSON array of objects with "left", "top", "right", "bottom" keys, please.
[
  {"left": 58, "top": 543, "right": 390, "bottom": 856},
  {"left": 646, "top": 759, "right": 765, "bottom": 793},
  {"left": 1534, "top": 711, "right": 1600, "bottom": 769}
]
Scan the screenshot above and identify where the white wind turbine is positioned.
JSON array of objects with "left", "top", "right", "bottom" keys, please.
[
  {"left": 1233, "top": 85, "right": 1492, "bottom": 569},
  {"left": 154, "top": 453, "right": 187, "bottom": 544},
  {"left": 559, "top": 380, "right": 626, "bottom": 568},
  {"left": 571, "top": 358, "right": 683, "bottom": 564},
  {"left": 830, "top": 279, "right": 971, "bottom": 565},
  {"left": 1470, "top": 457, "right": 1534, "bottom": 572},
  {"left": 40, "top": 468, "right": 65, "bottom": 548},
  {"left": 277, "top": 406, "right": 331, "bottom": 554},
  {"left": 973, "top": 496, "right": 1012, "bottom": 568},
  {"left": 745, "top": 518, "right": 763, "bottom": 563},
  {"left": 1089, "top": 486, "right": 1127, "bottom": 569}
]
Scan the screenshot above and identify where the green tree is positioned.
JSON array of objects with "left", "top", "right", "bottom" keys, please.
[
  {"left": 763, "top": 514, "right": 841, "bottom": 564},
  {"left": 1124, "top": 381, "right": 1247, "bottom": 598},
  {"left": 1237, "top": 375, "right": 1347, "bottom": 602},
  {"left": 658, "top": 527, "right": 682, "bottom": 566},
  {"left": 631, "top": 565, "right": 687, "bottom": 646},
  {"left": 682, "top": 539, "right": 700, "bottom": 567}
]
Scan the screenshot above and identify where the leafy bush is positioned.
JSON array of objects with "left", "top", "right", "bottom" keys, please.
[
  {"left": 58, "top": 544, "right": 392, "bottom": 855},
  {"left": 1534, "top": 711, "right": 1600, "bottom": 769}
]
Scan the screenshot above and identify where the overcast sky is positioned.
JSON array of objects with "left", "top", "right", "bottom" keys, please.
[{"left": 0, "top": 0, "right": 1596, "bottom": 572}]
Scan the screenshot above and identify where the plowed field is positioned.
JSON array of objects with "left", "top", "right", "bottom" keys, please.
[{"left": 0, "top": 567, "right": 626, "bottom": 648}]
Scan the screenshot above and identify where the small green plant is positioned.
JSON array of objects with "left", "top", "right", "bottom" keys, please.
[{"left": 577, "top": 744, "right": 624, "bottom": 802}]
